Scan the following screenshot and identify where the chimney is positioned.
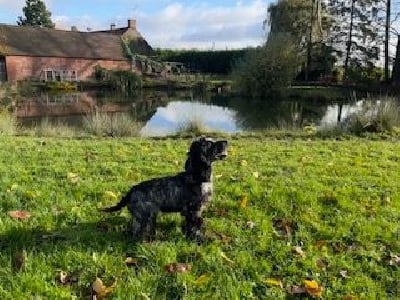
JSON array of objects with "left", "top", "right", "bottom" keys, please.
[
  {"left": 110, "top": 23, "right": 116, "bottom": 30},
  {"left": 71, "top": 26, "right": 78, "bottom": 31},
  {"left": 127, "top": 19, "right": 136, "bottom": 30}
]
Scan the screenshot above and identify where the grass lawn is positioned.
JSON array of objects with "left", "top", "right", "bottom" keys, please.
[{"left": 0, "top": 136, "right": 399, "bottom": 299}]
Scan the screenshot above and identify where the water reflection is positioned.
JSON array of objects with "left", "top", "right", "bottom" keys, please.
[
  {"left": 141, "top": 101, "right": 238, "bottom": 136},
  {"left": 15, "top": 90, "right": 396, "bottom": 136}
]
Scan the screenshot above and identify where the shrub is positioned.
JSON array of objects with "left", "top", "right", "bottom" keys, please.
[
  {"left": 232, "top": 33, "right": 299, "bottom": 98},
  {"left": 342, "top": 98, "right": 400, "bottom": 134},
  {"left": 83, "top": 110, "right": 141, "bottom": 137},
  {"left": 0, "top": 108, "right": 17, "bottom": 136}
]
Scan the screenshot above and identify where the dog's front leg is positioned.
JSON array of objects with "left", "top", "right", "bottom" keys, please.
[{"left": 183, "top": 209, "right": 205, "bottom": 242}]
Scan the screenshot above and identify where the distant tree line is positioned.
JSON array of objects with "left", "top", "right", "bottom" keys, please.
[
  {"left": 155, "top": 49, "right": 248, "bottom": 74},
  {"left": 233, "top": 0, "right": 400, "bottom": 97}
]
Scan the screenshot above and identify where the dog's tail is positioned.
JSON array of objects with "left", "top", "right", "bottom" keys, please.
[{"left": 99, "top": 194, "right": 129, "bottom": 213}]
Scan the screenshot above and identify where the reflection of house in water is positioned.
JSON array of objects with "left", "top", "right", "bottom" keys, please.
[{"left": 15, "top": 91, "right": 173, "bottom": 127}]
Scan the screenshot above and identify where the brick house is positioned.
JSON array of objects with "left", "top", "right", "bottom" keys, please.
[{"left": 0, "top": 19, "right": 154, "bottom": 83}]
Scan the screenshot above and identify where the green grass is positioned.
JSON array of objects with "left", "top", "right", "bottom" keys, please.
[{"left": 0, "top": 136, "right": 399, "bottom": 299}]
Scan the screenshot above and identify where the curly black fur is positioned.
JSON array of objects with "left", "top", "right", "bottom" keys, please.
[{"left": 100, "top": 137, "right": 228, "bottom": 241}]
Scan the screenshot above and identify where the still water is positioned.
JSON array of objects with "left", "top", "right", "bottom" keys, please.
[{"left": 15, "top": 89, "right": 385, "bottom": 136}]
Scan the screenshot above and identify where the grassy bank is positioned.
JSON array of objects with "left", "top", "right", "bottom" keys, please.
[{"left": 0, "top": 136, "right": 399, "bottom": 299}]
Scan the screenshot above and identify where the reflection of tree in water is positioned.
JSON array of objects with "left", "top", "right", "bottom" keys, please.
[{"left": 211, "top": 94, "right": 329, "bottom": 130}]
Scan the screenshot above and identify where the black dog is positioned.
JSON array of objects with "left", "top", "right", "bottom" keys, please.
[{"left": 100, "top": 137, "right": 228, "bottom": 241}]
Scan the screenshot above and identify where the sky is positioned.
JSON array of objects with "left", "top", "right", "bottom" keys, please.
[{"left": 0, "top": 0, "right": 269, "bottom": 49}]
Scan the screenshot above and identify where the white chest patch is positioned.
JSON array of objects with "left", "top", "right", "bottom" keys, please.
[{"left": 201, "top": 182, "right": 213, "bottom": 198}]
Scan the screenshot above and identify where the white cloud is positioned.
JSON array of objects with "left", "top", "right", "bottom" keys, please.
[
  {"left": 55, "top": 0, "right": 267, "bottom": 49},
  {"left": 136, "top": 0, "right": 267, "bottom": 49}
]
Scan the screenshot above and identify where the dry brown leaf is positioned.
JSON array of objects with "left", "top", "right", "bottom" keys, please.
[
  {"left": 264, "top": 278, "right": 283, "bottom": 288},
  {"left": 8, "top": 210, "right": 32, "bottom": 219},
  {"left": 316, "top": 258, "right": 328, "bottom": 271},
  {"left": 341, "top": 296, "right": 359, "bottom": 300},
  {"left": 313, "top": 240, "right": 327, "bottom": 249},
  {"left": 12, "top": 250, "right": 26, "bottom": 272},
  {"left": 91, "top": 277, "right": 116, "bottom": 300},
  {"left": 273, "top": 218, "right": 296, "bottom": 238},
  {"left": 304, "top": 279, "right": 323, "bottom": 298},
  {"left": 164, "top": 262, "right": 191, "bottom": 273},
  {"left": 290, "top": 285, "right": 306, "bottom": 295}
]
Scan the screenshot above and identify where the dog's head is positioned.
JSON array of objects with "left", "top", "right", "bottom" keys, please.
[
  {"left": 189, "top": 137, "right": 228, "bottom": 162},
  {"left": 185, "top": 137, "right": 228, "bottom": 179}
]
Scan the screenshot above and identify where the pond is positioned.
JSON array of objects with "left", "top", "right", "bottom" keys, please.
[{"left": 15, "top": 89, "right": 394, "bottom": 136}]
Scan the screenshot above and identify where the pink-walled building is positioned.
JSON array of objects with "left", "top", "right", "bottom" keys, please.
[{"left": 0, "top": 20, "right": 154, "bottom": 83}]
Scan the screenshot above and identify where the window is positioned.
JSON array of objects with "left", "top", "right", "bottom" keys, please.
[{"left": 0, "top": 57, "right": 6, "bottom": 82}]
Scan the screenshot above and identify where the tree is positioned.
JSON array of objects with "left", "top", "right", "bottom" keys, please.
[
  {"left": 232, "top": 33, "right": 299, "bottom": 98},
  {"left": 17, "top": 0, "right": 55, "bottom": 28},
  {"left": 327, "top": 0, "right": 383, "bottom": 80},
  {"left": 267, "top": 0, "right": 333, "bottom": 81}
]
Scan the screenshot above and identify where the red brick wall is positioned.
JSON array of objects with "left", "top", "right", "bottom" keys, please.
[{"left": 5, "top": 56, "right": 135, "bottom": 82}]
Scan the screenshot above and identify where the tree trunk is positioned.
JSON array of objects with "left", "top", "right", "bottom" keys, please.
[
  {"left": 385, "top": 0, "right": 391, "bottom": 83},
  {"left": 305, "top": 0, "right": 316, "bottom": 81},
  {"left": 344, "top": 0, "right": 356, "bottom": 81},
  {"left": 391, "top": 35, "right": 400, "bottom": 85}
]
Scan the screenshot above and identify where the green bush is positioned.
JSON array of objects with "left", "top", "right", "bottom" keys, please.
[{"left": 232, "top": 34, "right": 299, "bottom": 98}]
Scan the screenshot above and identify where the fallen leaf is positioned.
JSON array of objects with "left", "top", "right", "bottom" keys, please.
[
  {"left": 6, "top": 183, "right": 18, "bottom": 193},
  {"left": 91, "top": 277, "right": 116, "bottom": 300},
  {"left": 273, "top": 218, "right": 296, "bottom": 238},
  {"left": 252, "top": 171, "right": 259, "bottom": 178},
  {"left": 194, "top": 274, "right": 210, "bottom": 286},
  {"left": 12, "top": 250, "right": 26, "bottom": 272},
  {"left": 240, "top": 160, "right": 248, "bottom": 167},
  {"left": 304, "top": 279, "right": 323, "bottom": 298},
  {"left": 125, "top": 257, "right": 139, "bottom": 267},
  {"left": 220, "top": 251, "right": 234, "bottom": 264},
  {"left": 97, "top": 221, "right": 113, "bottom": 232},
  {"left": 316, "top": 258, "right": 328, "bottom": 271},
  {"left": 341, "top": 296, "right": 359, "bottom": 300},
  {"left": 103, "top": 191, "right": 118, "bottom": 201},
  {"left": 340, "top": 270, "right": 350, "bottom": 278},
  {"left": 264, "top": 278, "right": 283, "bottom": 288},
  {"left": 215, "top": 232, "right": 231, "bottom": 245},
  {"left": 58, "top": 271, "right": 68, "bottom": 284},
  {"left": 313, "top": 240, "right": 327, "bottom": 249},
  {"left": 240, "top": 195, "right": 248, "bottom": 209},
  {"left": 67, "top": 172, "right": 80, "bottom": 184},
  {"left": 246, "top": 221, "right": 255, "bottom": 229},
  {"left": 290, "top": 285, "right": 306, "bottom": 295},
  {"left": 164, "top": 263, "right": 191, "bottom": 273},
  {"left": 56, "top": 270, "right": 79, "bottom": 285},
  {"left": 389, "top": 254, "right": 400, "bottom": 266},
  {"left": 293, "top": 246, "right": 306, "bottom": 258},
  {"left": 8, "top": 210, "right": 31, "bottom": 219}
]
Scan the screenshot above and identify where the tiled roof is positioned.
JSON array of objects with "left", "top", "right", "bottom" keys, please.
[{"left": 0, "top": 24, "right": 128, "bottom": 60}]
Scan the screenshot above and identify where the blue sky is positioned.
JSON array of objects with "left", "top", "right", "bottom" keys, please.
[{"left": 0, "top": 0, "right": 270, "bottom": 49}]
